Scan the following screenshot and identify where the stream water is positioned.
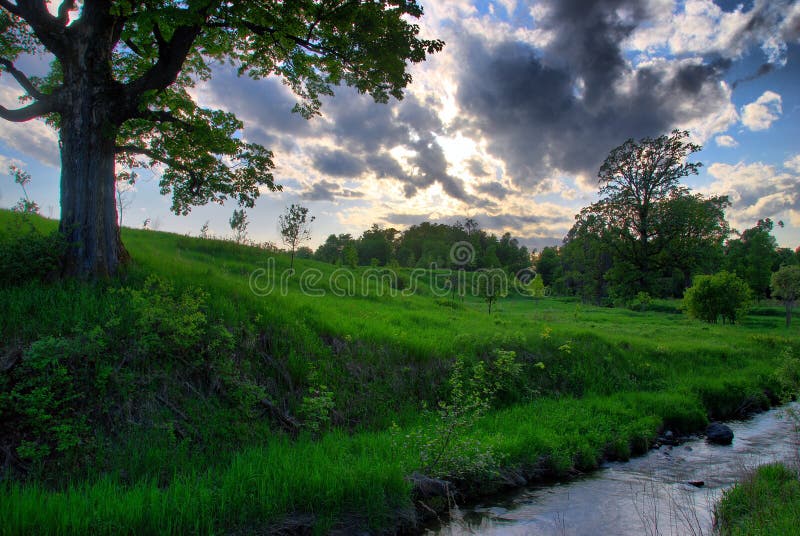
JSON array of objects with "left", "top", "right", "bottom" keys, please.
[{"left": 430, "top": 403, "right": 799, "bottom": 536}]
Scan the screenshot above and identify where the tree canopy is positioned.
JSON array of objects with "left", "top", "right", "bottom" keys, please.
[{"left": 0, "top": 0, "right": 443, "bottom": 276}]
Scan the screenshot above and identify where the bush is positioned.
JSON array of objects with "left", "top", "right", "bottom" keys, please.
[
  {"left": 0, "top": 329, "right": 108, "bottom": 469},
  {"left": 628, "top": 291, "right": 652, "bottom": 312},
  {"left": 683, "top": 271, "right": 751, "bottom": 324},
  {"left": 0, "top": 227, "right": 65, "bottom": 287}
]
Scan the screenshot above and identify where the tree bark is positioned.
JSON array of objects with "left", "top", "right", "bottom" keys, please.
[{"left": 57, "top": 32, "right": 129, "bottom": 278}]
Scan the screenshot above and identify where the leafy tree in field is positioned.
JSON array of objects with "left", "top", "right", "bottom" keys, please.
[
  {"left": 725, "top": 219, "right": 782, "bottom": 299},
  {"left": 586, "top": 129, "right": 703, "bottom": 295},
  {"left": 279, "top": 204, "right": 314, "bottom": 270},
  {"left": 0, "top": 1, "right": 442, "bottom": 277},
  {"left": 559, "top": 130, "right": 730, "bottom": 302},
  {"left": 228, "top": 208, "right": 248, "bottom": 244},
  {"left": 771, "top": 265, "right": 800, "bottom": 327},
  {"left": 684, "top": 271, "right": 751, "bottom": 324},
  {"left": 475, "top": 270, "right": 507, "bottom": 314}
]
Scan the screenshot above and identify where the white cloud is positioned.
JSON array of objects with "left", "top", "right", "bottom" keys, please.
[
  {"left": 715, "top": 135, "right": 738, "bottom": 148},
  {"left": 626, "top": 0, "right": 798, "bottom": 67},
  {"left": 785, "top": 154, "right": 800, "bottom": 174},
  {"left": 740, "top": 90, "right": 782, "bottom": 131},
  {"left": 0, "top": 85, "right": 60, "bottom": 167},
  {"left": 705, "top": 161, "right": 798, "bottom": 228}
]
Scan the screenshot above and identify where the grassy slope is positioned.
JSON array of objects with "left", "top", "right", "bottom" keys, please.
[{"left": 1, "top": 211, "right": 799, "bottom": 534}]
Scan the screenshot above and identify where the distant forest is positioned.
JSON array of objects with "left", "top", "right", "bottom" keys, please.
[{"left": 311, "top": 219, "right": 530, "bottom": 276}]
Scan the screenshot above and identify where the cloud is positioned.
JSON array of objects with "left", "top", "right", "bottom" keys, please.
[
  {"left": 629, "top": 0, "right": 800, "bottom": 66},
  {"left": 705, "top": 160, "right": 799, "bottom": 226},
  {"left": 785, "top": 154, "right": 800, "bottom": 173},
  {"left": 474, "top": 181, "right": 511, "bottom": 199},
  {"left": 741, "top": 90, "right": 783, "bottom": 131},
  {"left": 301, "top": 179, "right": 365, "bottom": 202},
  {"left": 715, "top": 134, "right": 739, "bottom": 147},
  {"left": 0, "top": 85, "right": 60, "bottom": 167},
  {"left": 311, "top": 148, "right": 367, "bottom": 178}
]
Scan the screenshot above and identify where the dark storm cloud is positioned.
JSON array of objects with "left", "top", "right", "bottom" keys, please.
[
  {"left": 541, "top": 0, "right": 650, "bottom": 110},
  {"left": 301, "top": 179, "right": 365, "bottom": 201},
  {"left": 322, "top": 88, "right": 409, "bottom": 153},
  {"left": 475, "top": 181, "right": 511, "bottom": 199},
  {"left": 455, "top": 0, "right": 735, "bottom": 188},
  {"left": 311, "top": 148, "right": 367, "bottom": 178}
]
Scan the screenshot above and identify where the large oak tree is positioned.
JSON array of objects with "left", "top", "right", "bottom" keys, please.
[{"left": 0, "top": 0, "right": 443, "bottom": 276}]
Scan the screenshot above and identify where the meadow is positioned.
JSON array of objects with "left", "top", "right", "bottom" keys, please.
[{"left": 1, "top": 210, "right": 798, "bottom": 534}]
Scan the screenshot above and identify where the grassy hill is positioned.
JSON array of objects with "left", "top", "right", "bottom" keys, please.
[{"left": 1, "top": 210, "right": 798, "bottom": 534}]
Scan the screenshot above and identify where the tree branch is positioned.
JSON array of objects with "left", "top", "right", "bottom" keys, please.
[
  {"left": 124, "top": 38, "right": 146, "bottom": 58},
  {"left": 0, "top": 58, "right": 45, "bottom": 100},
  {"left": 10, "top": 0, "right": 69, "bottom": 58},
  {"left": 0, "top": 98, "right": 53, "bottom": 122},
  {"left": 124, "top": 21, "right": 206, "bottom": 101}
]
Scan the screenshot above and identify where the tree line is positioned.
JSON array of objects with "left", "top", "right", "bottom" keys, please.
[{"left": 313, "top": 220, "right": 531, "bottom": 274}]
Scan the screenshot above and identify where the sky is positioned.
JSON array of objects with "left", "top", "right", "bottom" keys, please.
[{"left": 1, "top": 0, "right": 799, "bottom": 252}]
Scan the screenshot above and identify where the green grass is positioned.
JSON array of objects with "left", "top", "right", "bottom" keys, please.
[
  {"left": 1, "top": 210, "right": 799, "bottom": 534},
  {"left": 715, "top": 463, "right": 800, "bottom": 536}
]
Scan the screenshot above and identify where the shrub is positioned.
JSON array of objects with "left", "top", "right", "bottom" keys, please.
[
  {"left": 683, "top": 271, "right": 751, "bottom": 324},
  {"left": 0, "top": 329, "right": 109, "bottom": 469},
  {"left": 0, "top": 227, "right": 66, "bottom": 287},
  {"left": 628, "top": 291, "right": 652, "bottom": 312}
]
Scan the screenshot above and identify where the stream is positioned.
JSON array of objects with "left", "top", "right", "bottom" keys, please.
[{"left": 430, "top": 403, "right": 800, "bottom": 535}]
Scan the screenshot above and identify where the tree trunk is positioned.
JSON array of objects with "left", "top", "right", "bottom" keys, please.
[{"left": 58, "top": 38, "right": 128, "bottom": 278}]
